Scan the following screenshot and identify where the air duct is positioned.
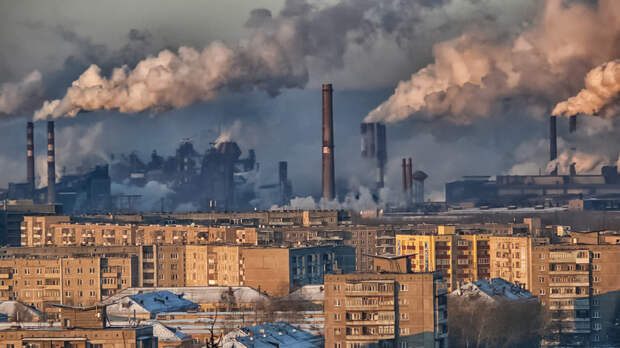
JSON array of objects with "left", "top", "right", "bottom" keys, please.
[{"left": 322, "top": 84, "right": 335, "bottom": 200}]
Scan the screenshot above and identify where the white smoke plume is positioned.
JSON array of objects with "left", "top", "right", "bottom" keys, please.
[
  {"left": 546, "top": 151, "right": 607, "bottom": 175},
  {"left": 553, "top": 60, "right": 620, "bottom": 118},
  {"left": 0, "top": 71, "right": 43, "bottom": 115},
  {"left": 34, "top": 32, "right": 308, "bottom": 120},
  {"left": 111, "top": 180, "right": 173, "bottom": 212},
  {"left": 365, "top": 0, "right": 620, "bottom": 124},
  {"left": 215, "top": 120, "right": 243, "bottom": 146}
]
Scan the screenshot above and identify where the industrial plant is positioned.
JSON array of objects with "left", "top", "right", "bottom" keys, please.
[{"left": 1, "top": 121, "right": 293, "bottom": 214}]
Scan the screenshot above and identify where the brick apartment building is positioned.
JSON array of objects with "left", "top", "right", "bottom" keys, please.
[
  {"left": 396, "top": 231, "right": 534, "bottom": 290},
  {"left": 0, "top": 243, "right": 355, "bottom": 316},
  {"left": 531, "top": 244, "right": 620, "bottom": 347},
  {"left": 324, "top": 270, "right": 448, "bottom": 348}
]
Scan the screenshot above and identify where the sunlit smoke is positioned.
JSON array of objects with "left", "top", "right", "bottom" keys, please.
[
  {"left": 553, "top": 60, "right": 620, "bottom": 118},
  {"left": 366, "top": 0, "right": 620, "bottom": 124}
]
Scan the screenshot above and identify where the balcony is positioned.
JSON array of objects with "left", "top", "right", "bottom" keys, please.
[
  {"left": 0, "top": 285, "right": 10, "bottom": 290},
  {"left": 346, "top": 334, "right": 394, "bottom": 341},
  {"left": 345, "top": 320, "right": 395, "bottom": 325},
  {"left": 102, "top": 283, "right": 118, "bottom": 289}
]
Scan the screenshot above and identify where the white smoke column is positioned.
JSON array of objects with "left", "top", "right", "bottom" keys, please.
[
  {"left": 215, "top": 120, "right": 243, "bottom": 146},
  {"left": 34, "top": 20, "right": 308, "bottom": 120},
  {"left": 546, "top": 151, "right": 607, "bottom": 175},
  {"left": 365, "top": 0, "right": 620, "bottom": 124},
  {"left": 111, "top": 180, "right": 173, "bottom": 212},
  {"left": 0, "top": 71, "right": 43, "bottom": 114},
  {"left": 553, "top": 60, "right": 620, "bottom": 118},
  {"left": 35, "top": 122, "right": 109, "bottom": 187}
]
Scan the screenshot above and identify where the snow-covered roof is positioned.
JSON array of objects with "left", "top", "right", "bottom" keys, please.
[
  {"left": 450, "top": 278, "right": 535, "bottom": 302},
  {"left": 0, "top": 301, "right": 42, "bottom": 321},
  {"left": 222, "top": 322, "right": 323, "bottom": 348},
  {"left": 283, "top": 285, "right": 325, "bottom": 302},
  {"left": 151, "top": 321, "right": 191, "bottom": 342},
  {"left": 103, "top": 287, "right": 269, "bottom": 306}
]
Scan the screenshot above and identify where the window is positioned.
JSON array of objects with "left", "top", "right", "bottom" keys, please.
[
  {"left": 593, "top": 335, "right": 600, "bottom": 342},
  {"left": 593, "top": 322, "right": 602, "bottom": 331},
  {"left": 539, "top": 253, "right": 545, "bottom": 259},
  {"left": 539, "top": 277, "right": 545, "bottom": 283},
  {"left": 334, "top": 328, "right": 341, "bottom": 335},
  {"left": 335, "top": 299, "right": 341, "bottom": 307},
  {"left": 334, "top": 314, "right": 341, "bottom": 320},
  {"left": 400, "top": 284, "right": 408, "bottom": 291},
  {"left": 593, "top": 264, "right": 601, "bottom": 271},
  {"left": 334, "top": 344, "right": 341, "bottom": 348},
  {"left": 400, "top": 342, "right": 408, "bottom": 348},
  {"left": 593, "top": 252, "right": 601, "bottom": 259},
  {"left": 78, "top": 279, "right": 83, "bottom": 285},
  {"left": 593, "top": 311, "right": 600, "bottom": 318},
  {"left": 400, "top": 313, "right": 409, "bottom": 320},
  {"left": 594, "top": 276, "right": 600, "bottom": 283},
  {"left": 593, "top": 299, "right": 600, "bottom": 306},
  {"left": 539, "top": 289, "right": 545, "bottom": 295},
  {"left": 539, "top": 265, "right": 545, "bottom": 271}
]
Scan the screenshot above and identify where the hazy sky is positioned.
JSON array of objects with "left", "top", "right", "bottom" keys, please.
[{"left": 0, "top": 0, "right": 616, "bottom": 207}]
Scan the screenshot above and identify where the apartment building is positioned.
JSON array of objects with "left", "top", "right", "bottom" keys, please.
[
  {"left": 0, "top": 255, "right": 138, "bottom": 316},
  {"left": 21, "top": 217, "right": 259, "bottom": 247},
  {"left": 1, "top": 200, "right": 61, "bottom": 246},
  {"left": 19, "top": 215, "right": 70, "bottom": 247},
  {"left": 324, "top": 271, "right": 448, "bottom": 348},
  {"left": 0, "top": 305, "right": 157, "bottom": 347},
  {"left": 277, "top": 225, "right": 395, "bottom": 272},
  {"left": 242, "top": 245, "right": 356, "bottom": 296},
  {"left": 531, "top": 244, "right": 620, "bottom": 347},
  {"left": 396, "top": 232, "right": 532, "bottom": 290}
]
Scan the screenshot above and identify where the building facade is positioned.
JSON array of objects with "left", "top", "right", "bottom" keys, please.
[{"left": 324, "top": 272, "right": 448, "bottom": 348}]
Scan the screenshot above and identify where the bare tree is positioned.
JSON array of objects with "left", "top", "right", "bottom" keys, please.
[{"left": 448, "top": 296, "right": 550, "bottom": 348}]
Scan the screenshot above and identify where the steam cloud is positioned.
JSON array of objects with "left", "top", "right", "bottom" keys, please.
[
  {"left": 553, "top": 60, "right": 620, "bottom": 118},
  {"left": 0, "top": 71, "right": 43, "bottom": 115},
  {"left": 365, "top": 0, "right": 620, "bottom": 124}
]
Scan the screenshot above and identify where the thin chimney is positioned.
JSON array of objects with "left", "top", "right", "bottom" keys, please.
[
  {"left": 26, "top": 122, "right": 35, "bottom": 198},
  {"left": 407, "top": 158, "right": 413, "bottom": 193},
  {"left": 47, "top": 121, "right": 56, "bottom": 204},
  {"left": 402, "top": 158, "right": 407, "bottom": 192},
  {"left": 549, "top": 116, "right": 557, "bottom": 175},
  {"left": 322, "top": 84, "right": 335, "bottom": 200},
  {"left": 569, "top": 115, "right": 577, "bottom": 133}
]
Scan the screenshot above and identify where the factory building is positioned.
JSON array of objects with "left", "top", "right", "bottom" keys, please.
[{"left": 446, "top": 167, "right": 620, "bottom": 207}]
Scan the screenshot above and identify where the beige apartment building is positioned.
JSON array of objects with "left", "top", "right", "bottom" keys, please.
[
  {"left": 324, "top": 271, "right": 448, "bottom": 348},
  {"left": 531, "top": 244, "right": 620, "bottom": 347},
  {"left": 21, "top": 216, "right": 259, "bottom": 247},
  {"left": 396, "top": 230, "right": 533, "bottom": 290},
  {"left": 0, "top": 256, "right": 138, "bottom": 316}
]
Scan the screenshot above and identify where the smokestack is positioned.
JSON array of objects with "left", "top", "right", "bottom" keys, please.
[
  {"left": 279, "top": 161, "right": 289, "bottom": 206},
  {"left": 569, "top": 115, "right": 577, "bottom": 133},
  {"left": 549, "top": 116, "right": 557, "bottom": 175},
  {"left": 376, "top": 123, "right": 387, "bottom": 189},
  {"left": 407, "top": 158, "right": 413, "bottom": 192},
  {"left": 322, "top": 83, "right": 335, "bottom": 200},
  {"left": 402, "top": 158, "right": 407, "bottom": 192},
  {"left": 47, "top": 121, "right": 56, "bottom": 204},
  {"left": 413, "top": 171, "right": 428, "bottom": 205},
  {"left": 26, "top": 122, "right": 34, "bottom": 198}
]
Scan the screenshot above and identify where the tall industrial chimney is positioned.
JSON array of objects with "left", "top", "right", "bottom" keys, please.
[
  {"left": 375, "top": 123, "right": 387, "bottom": 189},
  {"left": 47, "top": 121, "right": 56, "bottom": 204},
  {"left": 26, "top": 122, "right": 35, "bottom": 198},
  {"left": 402, "top": 158, "right": 407, "bottom": 192},
  {"left": 569, "top": 115, "right": 577, "bottom": 133},
  {"left": 279, "top": 161, "right": 289, "bottom": 206},
  {"left": 549, "top": 116, "right": 557, "bottom": 175},
  {"left": 322, "top": 84, "right": 335, "bottom": 200},
  {"left": 407, "top": 158, "right": 413, "bottom": 193}
]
